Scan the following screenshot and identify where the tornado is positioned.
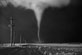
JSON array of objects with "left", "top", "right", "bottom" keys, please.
[{"left": 0, "top": 0, "right": 70, "bottom": 43}]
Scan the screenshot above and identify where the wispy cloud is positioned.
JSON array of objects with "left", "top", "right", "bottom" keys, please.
[{"left": 0, "top": 0, "right": 70, "bottom": 9}]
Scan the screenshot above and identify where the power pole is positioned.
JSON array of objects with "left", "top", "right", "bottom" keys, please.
[
  {"left": 8, "top": 17, "right": 13, "bottom": 46},
  {"left": 8, "top": 17, "right": 15, "bottom": 46}
]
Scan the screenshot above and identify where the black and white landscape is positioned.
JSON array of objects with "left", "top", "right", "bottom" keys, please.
[{"left": 0, "top": 0, "right": 82, "bottom": 55}]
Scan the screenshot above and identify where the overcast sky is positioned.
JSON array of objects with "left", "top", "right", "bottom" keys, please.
[{"left": 0, "top": 1, "right": 82, "bottom": 43}]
